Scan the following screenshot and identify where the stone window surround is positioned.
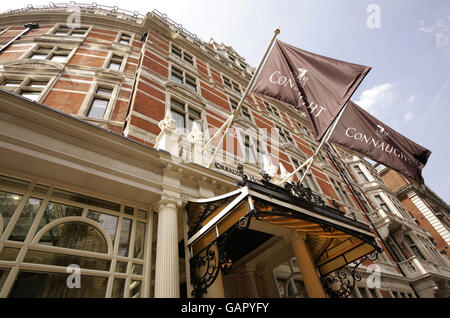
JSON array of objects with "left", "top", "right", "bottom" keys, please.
[
  {"left": 49, "top": 23, "right": 92, "bottom": 38},
  {"left": 169, "top": 42, "right": 195, "bottom": 67},
  {"left": 170, "top": 63, "right": 198, "bottom": 92},
  {"left": 289, "top": 156, "right": 321, "bottom": 193},
  {"left": 24, "top": 43, "right": 76, "bottom": 64},
  {"left": 103, "top": 51, "right": 128, "bottom": 72},
  {"left": 77, "top": 81, "right": 119, "bottom": 122},
  {"left": 0, "top": 74, "right": 55, "bottom": 103},
  {"left": 236, "top": 128, "right": 266, "bottom": 166},
  {"left": 164, "top": 92, "right": 205, "bottom": 136}
]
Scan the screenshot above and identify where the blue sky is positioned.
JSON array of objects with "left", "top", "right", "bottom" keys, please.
[{"left": 2, "top": 1, "right": 449, "bottom": 203}]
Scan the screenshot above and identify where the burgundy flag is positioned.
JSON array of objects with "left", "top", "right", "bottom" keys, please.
[
  {"left": 328, "top": 101, "right": 431, "bottom": 184},
  {"left": 251, "top": 40, "right": 371, "bottom": 141}
]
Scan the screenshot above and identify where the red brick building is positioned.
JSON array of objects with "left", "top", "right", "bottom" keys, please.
[
  {"left": 380, "top": 167, "right": 450, "bottom": 260},
  {"left": 0, "top": 3, "right": 448, "bottom": 298}
]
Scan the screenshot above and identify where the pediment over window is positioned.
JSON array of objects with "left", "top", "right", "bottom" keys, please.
[
  {"left": 166, "top": 82, "right": 207, "bottom": 106},
  {"left": 1, "top": 59, "right": 64, "bottom": 74},
  {"left": 284, "top": 143, "right": 308, "bottom": 161},
  {"left": 234, "top": 116, "right": 259, "bottom": 131},
  {"left": 95, "top": 69, "right": 124, "bottom": 82},
  {"left": 37, "top": 35, "right": 84, "bottom": 45}
]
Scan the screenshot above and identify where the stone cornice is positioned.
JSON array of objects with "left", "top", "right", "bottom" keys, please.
[{"left": 0, "top": 9, "right": 145, "bottom": 35}]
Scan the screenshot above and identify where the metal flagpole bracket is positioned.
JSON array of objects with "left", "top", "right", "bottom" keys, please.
[{"left": 0, "top": 22, "right": 39, "bottom": 53}]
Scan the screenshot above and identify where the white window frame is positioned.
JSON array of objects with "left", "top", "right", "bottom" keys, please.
[
  {"left": 116, "top": 32, "right": 133, "bottom": 45},
  {"left": 290, "top": 157, "right": 320, "bottom": 192},
  {"left": 51, "top": 24, "right": 90, "bottom": 37},
  {"left": 26, "top": 44, "right": 74, "bottom": 63},
  {"left": 330, "top": 178, "right": 353, "bottom": 206},
  {"left": 276, "top": 125, "right": 294, "bottom": 144},
  {"left": 169, "top": 97, "right": 203, "bottom": 134},
  {"left": 0, "top": 75, "right": 53, "bottom": 103},
  {"left": 79, "top": 83, "right": 117, "bottom": 121},
  {"left": 105, "top": 52, "right": 126, "bottom": 72},
  {"left": 0, "top": 173, "right": 152, "bottom": 298},
  {"left": 229, "top": 97, "right": 252, "bottom": 122},
  {"left": 221, "top": 74, "right": 241, "bottom": 94},
  {"left": 170, "top": 43, "right": 195, "bottom": 66},
  {"left": 263, "top": 100, "right": 280, "bottom": 117},
  {"left": 354, "top": 165, "right": 370, "bottom": 183},
  {"left": 170, "top": 65, "right": 198, "bottom": 91}
]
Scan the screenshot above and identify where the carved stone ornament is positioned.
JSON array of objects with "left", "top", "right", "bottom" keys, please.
[
  {"left": 278, "top": 163, "right": 293, "bottom": 184},
  {"left": 187, "top": 123, "right": 203, "bottom": 144},
  {"left": 158, "top": 110, "right": 177, "bottom": 131},
  {"left": 262, "top": 154, "right": 278, "bottom": 179}
]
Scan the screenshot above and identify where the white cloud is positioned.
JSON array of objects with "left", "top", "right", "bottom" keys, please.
[
  {"left": 406, "top": 95, "right": 416, "bottom": 103},
  {"left": 404, "top": 111, "right": 413, "bottom": 121},
  {"left": 355, "top": 83, "right": 396, "bottom": 112}
]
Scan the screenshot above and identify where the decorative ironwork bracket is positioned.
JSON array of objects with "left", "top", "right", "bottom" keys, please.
[
  {"left": 189, "top": 228, "right": 234, "bottom": 298},
  {"left": 237, "top": 209, "right": 257, "bottom": 230},
  {"left": 321, "top": 250, "right": 379, "bottom": 298}
]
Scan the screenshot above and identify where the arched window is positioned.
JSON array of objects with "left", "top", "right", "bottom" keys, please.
[{"left": 38, "top": 222, "right": 108, "bottom": 254}]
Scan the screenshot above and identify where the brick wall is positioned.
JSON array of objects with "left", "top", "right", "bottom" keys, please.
[{"left": 0, "top": 17, "right": 366, "bottom": 218}]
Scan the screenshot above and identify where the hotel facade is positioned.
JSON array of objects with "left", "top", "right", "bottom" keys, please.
[{"left": 0, "top": 3, "right": 448, "bottom": 298}]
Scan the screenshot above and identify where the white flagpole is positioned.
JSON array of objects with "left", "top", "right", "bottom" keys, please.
[
  {"left": 204, "top": 28, "right": 281, "bottom": 168},
  {"left": 280, "top": 102, "right": 349, "bottom": 184}
]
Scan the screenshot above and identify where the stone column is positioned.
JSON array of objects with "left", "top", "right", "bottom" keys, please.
[
  {"left": 154, "top": 196, "right": 182, "bottom": 298},
  {"left": 259, "top": 268, "right": 280, "bottom": 298},
  {"left": 291, "top": 232, "right": 327, "bottom": 298},
  {"left": 241, "top": 264, "right": 259, "bottom": 298}
]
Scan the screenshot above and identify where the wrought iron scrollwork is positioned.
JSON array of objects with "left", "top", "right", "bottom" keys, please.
[
  {"left": 285, "top": 181, "right": 326, "bottom": 207},
  {"left": 190, "top": 228, "right": 235, "bottom": 298},
  {"left": 190, "top": 244, "right": 221, "bottom": 298},
  {"left": 188, "top": 195, "right": 236, "bottom": 238},
  {"left": 237, "top": 209, "right": 257, "bottom": 230},
  {"left": 321, "top": 250, "right": 379, "bottom": 298}
]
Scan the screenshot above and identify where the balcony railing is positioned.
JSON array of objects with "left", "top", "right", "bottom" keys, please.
[
  {"left": 399, "top": 256, "right": 450, "bottom": 280},
  {"left": 369, "top": 208, "right": 404, "bottom": 233},
  {"left": 4, "top": 2, "right": 146, "bottom": 23}
]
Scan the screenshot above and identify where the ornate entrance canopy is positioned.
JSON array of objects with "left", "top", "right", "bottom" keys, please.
[{"left": 186, "top": 170, "right": 380, "bottom": 298}]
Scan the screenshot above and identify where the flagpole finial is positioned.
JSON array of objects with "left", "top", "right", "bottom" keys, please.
[{"left": 274, "top": 28, "right": 280, "bottom": 35}]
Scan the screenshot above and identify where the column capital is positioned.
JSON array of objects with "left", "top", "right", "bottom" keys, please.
[{"left": 155, "top": 194, "right": 184, "bottom": 212}]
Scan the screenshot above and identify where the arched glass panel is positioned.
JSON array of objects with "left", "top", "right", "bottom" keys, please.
[
  {"left": 38, "top": 222, "right": 108, "bottom": 253},
  {"left": 36, "top": 202, "right": 83, "bottom": 234}
]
